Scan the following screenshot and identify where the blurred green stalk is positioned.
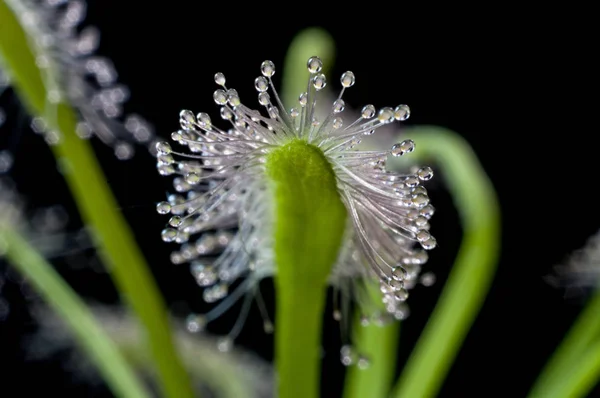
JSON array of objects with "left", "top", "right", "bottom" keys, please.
[
  {"left": 390, "top": 126, "right": 501, "bottom": 398},
  {"left": 0, "top": 227, "right": 150, "bottom": 398},
  {"left": 529, "top": 290, "right": 600, "bottom": 397},
  {"left": 0, "top": 2, "right": 194, "bottom": 397}
]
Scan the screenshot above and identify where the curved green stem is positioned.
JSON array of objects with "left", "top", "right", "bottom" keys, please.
[
  {"left": 0, "top": 228, "right": 150, "bottom": 398},
  {"left": 529, "top": 290, "right": 600, "bottom": 397},
  {"left": 390, "top": 126, "right": 501, "bottom": 398},
  {"left": 343, "top": 283, "right": 400, "bottom": 398},
  {"left": 0, "top": 2, "right": 194, "bottom": 397},
  {"left": 267, "top": 139, "right": 347, "bottom": 398}
]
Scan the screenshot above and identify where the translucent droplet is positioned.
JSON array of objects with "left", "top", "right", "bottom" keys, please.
[
  {"left": 377, "top": 107, "right": 395, "bottom": 123},
  {"left": 171, "top": 131, "right": 184, "bottom": 142},
  {"left": 391, "top": 139, "right": 415, "bottom": 156},
  {"left": 332, "top": 117, "right": 343, "bottom": 129},
  {"left": 421, "top": 237, "right": 437, "bottom": 250},
  {"left": 312, "top": 74, "right": 327, "bottom": 90},
  {"left": 307, "top": 56, "right": 323, "bottom": 73},
  {"left": 392, "top": 266, "right": 407, "bottom": 281},
  {"left": 299, "top": 92, "right": 308, "bottom": 107},
  {"left": 214, "top": 72, "right": 226, "bottom": 86},
  {"left": 412, "top": 194, "right": 429, "bottom": 208},
  {"left": 263, "top": 321, "right": 274, "bottom": 334},
  {"left": 357, "top": 355, "right": 370, "bottom": 370},
  {"left": 394, "top": 104, "right": 411, "bottom": 121},
  {"left": 261, "top": 60, "right": 275, "bottom": 77},
  {"left": 389, "top": 279, "right": 404, "bottom": 291},
  {"left": 340, "top": 345, "right": 357, "bottom": 366},
  {"left": 213, "top": 89, "right": 228, "bottom": 105},
  {"left": 341, "top": 71, "right": 355, "bottom": 88},
  {"left": 155, "top": 141, "right": 172, "bottom": 155},
  {"left": 258, "top": 91, "right": 271, "bottom": 106},
  {"left": 414, "top": 216, "right": 429, "bottom": 227},
  {"left": 179, "top": 109, "right": 196, "bottom": 129},
  {"left": 417, "top": 166, "right": 434, "bottom": 181},
  {"left": 227, "top": 89, "right": 241, "bottom": 107},
  {"left": 170, "top": 251, "right": 184, "bottom": 264},
  {"left": 169, "top": 216, "right": 183, "bottom": 227},
  {"left": 185, "top": 172, "right": 201, "bottom": 185},
  {"left": 394, "top": 288, "right": 409, "bottom": 302},
  {"left": 333, "top": 99, "right": 345, "bottom": 113},
  {"left": 380, "top": 281, "right": 394, "bottom": 294},
  {"left": 363, "top": 129, "right": 375, "bottom": 136},
  {"left": 416, "top": 230, "right": 431, "bottom": 242},
  {"left": 0, "top": 151, "right": 13, "bottom": 173},
  {"left": 197, "top": 112, "right": 212, "bottom": 128},
  {"left": 186, "top": 314, "right": 206, "bottom": 333},
  {"left": 157, "top": 154, "right": 174, "bottom": 165},
  {"left": 157, "top": 164, "right": 175, "bottom": 176},
  {"left": 333, "top": 310, "right": 342, "bottom": 321},
  {"left": 255, "top": 76, "right": 268, "bottom": 92},
  {"left": 115, "top": 142, "right": 134, "bottom": 160},
  {"left": 217, "top": 337, "right": 232, "bottom": 352},
  {"left": 290, "top": 108, "right": 300, "bottom": 117},
  {"left": 268, "top": 105, "right": 279, "bottom": 119},
  {"left": 361, "top": 104, "right": 376, "bottom": 119},
  {"left": 220, "top": 107, "right": 233, "bottom": 120},
  {"left": 156, "top": 201, "right": 171, "bottom": 214},
  {"left": 420, "top": 205, "right": 435, "bottom": 219},
  {"left": 420, "top": 272, "right": 436, "bottom": 286}
]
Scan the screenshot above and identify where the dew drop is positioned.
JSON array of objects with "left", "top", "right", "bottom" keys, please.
[
  {"left": 307, "top": 56, "right": 323, "bottom": 73},
  {"left": 420, "top": 272, "right": 436, "bottom": 286},
  {"left": 394, "top": 288, "right": 409, "bottom": 302},
  {"left": 412, "top": 194, "right": 429, "bottom": 208},
  {"left": 214, "top": 72, "right": 226, "bottom": 86},
  {"left": 169, "top": 216, "right": 183, "bottom": 227},
  {"left": 416, "top": 230, "right": 431, "bottom": 242},
  {"left": 394, "top": 104, "right": 411, "bottom": 121},
  {"left": 217, "top": 337, "right": 233, "bottom": 352},
  {"left": 340, "top": 71, "right": 356, "bottom": 88},
  {"left": 357, "top": 355, "right": 371, "bottom": 370},
  {"left": 333, "top": 99, "right": 345, "bottom": 113},
  {"left": 161, "top": 228, "right": 177, "bottom": 242},
  {"left": 417, "top": 166, "right": 434, "bottom": 181},
  {"left": 179, "top": 109, "right": 196, "bottom": 128},
  {"left": 155, "top": 141, "right": 171, "bottom": 155},
  {"left": 389, "top": 279, "right": 404, "bottom": 291},
  {"left": 263, "top": 321, "right": 274, "bottom": 334},
  {"left": 420, "top": 205, "right": 435, "bottom": 219},
  {"left": 391, "top": 139, "right": 415, "bottom": 156},
  {"left": 260, "top": 60, "right": 275, "bottom": 77},
  {"left": 333, "top": 310, "right": 342, "bottom": 321},
  {"left": 255, "top": 76, "right": 268, "bottom": 92},
  {"left": 380, "top": 281, "right": 394, "bottom": 294},
  {"left": 340, "top": 345, "right": 357, "bottom": 366},
  {"left": 258, "top": 92, "right": 270, "bottom": 106},
  {"left": 185, "top": 172, "right": 200, "bottom": 184},
  {"left": 186, "top": 314, "right": 206, "bottom": 333},
  {"left": 213, "top": 89, "right": 228, "bottom": 105},
  {"left": 290, "top": 108, "right": 300, "bottom": 118},
  {"left": 332, "top": 117, "right": 343, "bottom": 129},
  {"left": 299, "top": 92, "right": 308, "bottom": 107},
  {"left": 197, "top": 112, "right": 212, "bottom": 128},
  {"left": 156, "top": 201, "right": 171, "bottom": 214},
  {"left": 421, "top": 237, "right": 437, "bottom": 250},
  {"left": 377, "top": 107, "right": 395, "bottom": 123},
  {"left": 312, "top": 74, "right": 327, "bottom": 90},
  {"left": 392, "top": 266, "right": 407, "bottom": 281},
  {"left": 361, "top": 104, "right": 376, "bottom": 119}
]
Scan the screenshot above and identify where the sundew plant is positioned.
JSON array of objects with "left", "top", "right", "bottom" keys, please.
[{"left": 1, "top": 1, "right": 600, "bottom": 398}]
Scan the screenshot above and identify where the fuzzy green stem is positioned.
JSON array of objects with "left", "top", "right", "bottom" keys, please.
[
  {"left": 267, "top": 139, "right": 347, "bottom": 398},
  {"left": 0, "top": 228, "right": 150, "bottom": 398},
  {"left": 390, "top": 126, "right": 501, "bottom": 398},
  {"left": 0, "top": 2, "right": 194, "bottom": 397},
  {"left": 343, "top": 283, "right": 400, "bottom": 398},
  {"left": 282, "top": 27, "right": 335, "bottom": 109},
  {"left": 529, "top": 290, "right": 600, "bottom": 397}
]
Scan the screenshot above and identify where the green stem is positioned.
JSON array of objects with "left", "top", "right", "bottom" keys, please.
[
  {"left": 0, "top": 228, "right": 150, "bottom": 398},
  {"left": 0, "top": 2, "right": 194, "bottom": 397},
  {"left": 528, "top": 290, "right": 600, "bottom": 397},
  {"left": 282, "top": 27, "right": 335, "bottom": 109},
  {"left": 343, "top": 284, "right": 400, "bottom": 398},
  {"left": 267, "top": 139, "right": 347, "bottom": 398},
  {"left": 540, "top": 339, "right": 600, "bottom": 398},
  {"left": 390, "top": 126, "right": 501, "bottom": 398}
]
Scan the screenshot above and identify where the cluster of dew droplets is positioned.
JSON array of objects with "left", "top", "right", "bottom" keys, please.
[{"left": 5, "top": 0, "right": 155, "bottom": 159}]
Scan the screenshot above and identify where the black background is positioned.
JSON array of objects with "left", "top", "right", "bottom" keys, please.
[{"left": 1, "top": 1, "right": 598, "bottom": 397}]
